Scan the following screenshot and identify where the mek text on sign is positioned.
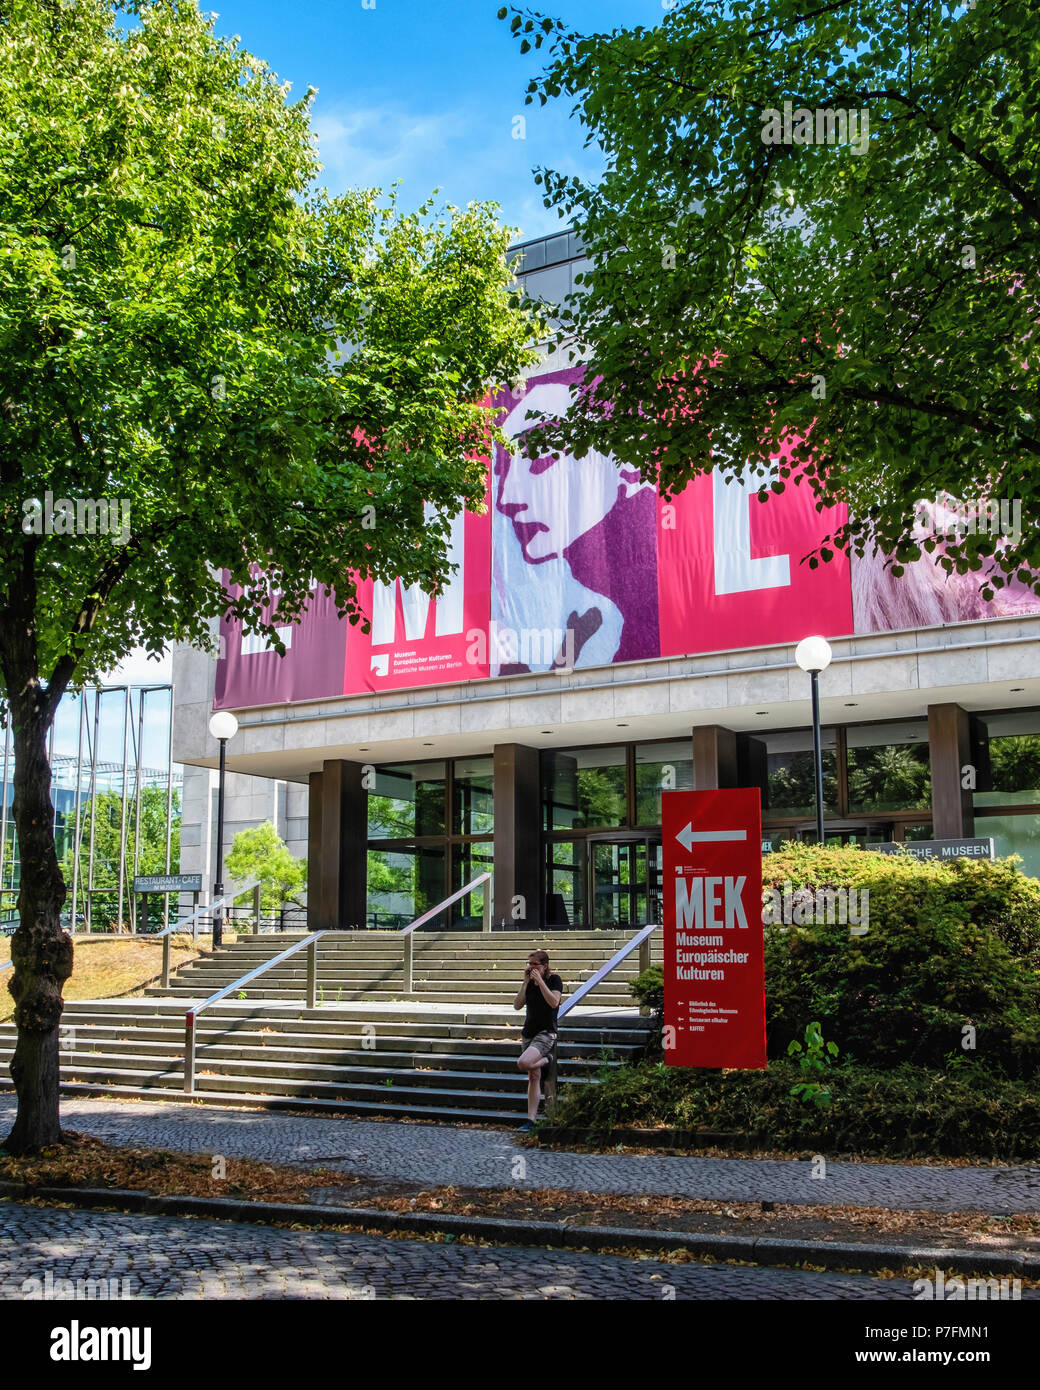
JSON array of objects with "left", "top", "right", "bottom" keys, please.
[{"left": 663, "top": 788, "right": 766, "bottom": 1069}]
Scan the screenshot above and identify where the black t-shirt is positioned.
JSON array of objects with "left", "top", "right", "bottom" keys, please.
[{"left": 523, "top": 972, "right": 563, "bottom": 1038}]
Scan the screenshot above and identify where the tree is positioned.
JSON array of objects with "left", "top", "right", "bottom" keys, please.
[
  {"left": 366, "top": 851, "right": 412, "bottom": 900},
  {"left": 989, "top": 733, "right": 1040, "bottom": 794},
  {"left": 224, "top": 821, "right": 305, "bottom": 917},
  {"left": 767, "top": 753, "right": 840, "bottom": 816},
  {"left": 846, "top": 743, "right": 931, "bottom": 811},
  {"left": 0, "top": 0, "right": 538, "bottom": 1152},
  {"left": 502, "top": 0, "right": 1040, "bottom": 591}
]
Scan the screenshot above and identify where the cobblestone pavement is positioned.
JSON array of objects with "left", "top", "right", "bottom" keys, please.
[
  {"left": 0, "top": 1201, "right": 919, "bottom": 1300},
  {"left": 2, "top": 1096, "right": 1037, "bottom": 1214}
]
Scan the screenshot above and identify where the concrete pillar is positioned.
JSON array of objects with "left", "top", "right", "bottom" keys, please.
[
  {"left": 307, "top": 770, "right": 323, "bottom": 930},
  {"left": 927, "top": 703, "right": 974, "bottom": 838},
  {"left": 493, "top": 743, "right": 542, "bottom": 931}
]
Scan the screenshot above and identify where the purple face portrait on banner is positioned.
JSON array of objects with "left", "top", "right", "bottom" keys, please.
[
  {"left": 852, "top": 496, "right": 1040, "bottom": 632},
  {"left": 491, "top": 366, "right": 660, "bottom": 674}
]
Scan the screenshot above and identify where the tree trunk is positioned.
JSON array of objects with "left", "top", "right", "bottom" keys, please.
[{"left": 2, "top": 704, "right": 73, "bottom": 1155}]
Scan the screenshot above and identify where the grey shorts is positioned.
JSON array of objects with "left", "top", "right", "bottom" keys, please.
[{"left": 520, "top": 1030, "right": 557, "bottom": 1060}]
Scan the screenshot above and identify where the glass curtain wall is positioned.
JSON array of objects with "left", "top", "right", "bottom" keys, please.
[
  {"left": 362, "top": 709, "right": 1040, "bottom": 935},
  {"left": 542, "top": 740, "right": 692, "bottom": 929},
  {"left": 366, "top": 757, "right": 493, "bottom": 929},
  {"left": 1, "top": 685, "right": 181, "bottom": 933},
  {"left": 752, "top": 720, "right": 933, "bottom": 846},
  {"left": 972, "top": 709, "right": 1040, "bottom": 877}
]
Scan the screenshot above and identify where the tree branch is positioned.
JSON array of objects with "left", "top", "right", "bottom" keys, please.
[{"left": 859, "top": 89, "right": 1040, "bottom": 226}]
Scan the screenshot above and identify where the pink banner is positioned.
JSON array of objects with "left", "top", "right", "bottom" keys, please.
[{"left": 213, "top": 366, "right": 1040, "bottom": 710}]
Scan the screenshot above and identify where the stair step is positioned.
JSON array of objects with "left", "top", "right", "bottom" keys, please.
[
  {"left": 0, "top": 927, "right": 654, "bottom": 1122},
  {"left": 0, "top": 1079, "right": 526, "bottom": 1125}
]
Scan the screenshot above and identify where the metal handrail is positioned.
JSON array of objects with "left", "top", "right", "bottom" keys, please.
[
  {"left": 182, "top": 874, "right": 497, "bottom": 1091},
  {"left": 558, "top": 922, "right": 658, "bottom": 1021},
  {"left": 183, "top": 927, "right": 330, "bottom": 1094},
  {"left": 545, "top": 921, "right": 659, "bottom": 1117},
  {"left": 149, "top": 881, "right": 261, "bottom": 989},
  {"left": 398, "top": 872, "right": 492, "bottom": 936},
  {"left": 0, "top": 882, "right": 260, "bottom": 990},
  {"left": 0, "top": 884, "right": 261, "bottom": 991},
  {"left": 400, "top": 871, "right": 491, "bottom": 991},
  {"left": 164, "top": 881, "right": 262, "bottom": 943}
]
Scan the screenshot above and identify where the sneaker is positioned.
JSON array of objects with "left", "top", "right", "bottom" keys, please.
[{"left": 517, "top": 1120, "right": 535, "bottom": 1133}]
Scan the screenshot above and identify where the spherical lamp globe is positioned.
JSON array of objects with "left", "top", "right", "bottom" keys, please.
[
  {"left": 794, "top": 636, "right": 833, "bottom": 675},
  {"left": 208, "top": 711, "right": 239, "bottom": 742}
]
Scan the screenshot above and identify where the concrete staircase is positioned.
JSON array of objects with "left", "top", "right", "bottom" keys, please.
[
  {"left": 0, "top": 930, "right": 660, "bottom": 1124},
  {"left": 143, "top": 930, "right": 656, "bottom": 1007}
]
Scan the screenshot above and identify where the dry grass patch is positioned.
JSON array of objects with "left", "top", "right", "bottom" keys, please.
[{"left": 0, "top": 934, "right": 214, "bottom": 1023}]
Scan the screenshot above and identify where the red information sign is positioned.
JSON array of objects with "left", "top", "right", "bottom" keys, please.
[{"left": 662, "top": 788, "right": 767, "bottom": 1069}]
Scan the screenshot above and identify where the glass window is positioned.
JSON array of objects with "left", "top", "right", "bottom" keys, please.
[
  {"left": 452, "top": 757, "right": 494, "bottom": 836},
  {"left": 590, "top": 839, "right": 651, "bottom": 929},
  {"left": 902, "top": 822, "right": 934, "bottom": 841},
  {"left": 451, "top": 842, "right": 494, "bottom": 928},
  {"left": 974, "top": 711, "right": 1040, "bottom": 808},
  {"left": 976, "top": 813, "right": 1040, "bottom": 880},
  {"left": 634, "top": 741, "right": 693, "bottom": 826},
  {"left": 368, "top": 762, "right": 445, "bottom": 838},
  {"left": 545, "top": 840, "right": 586, "bottom": 927},
  {"left": 542, "top": 747, "right": 626, "bottom": 830},
  {"left": 846, "top": 720, "right": 931, "bottom": 813},
  {"left": 51, "top": 692, "right": 82, "bottom": 869},
  {"left": 761, "top": 729, "right": 838, "bottom": 818},
  {"left": 366, "top": 844, "right": 445, "bottom": 929}
]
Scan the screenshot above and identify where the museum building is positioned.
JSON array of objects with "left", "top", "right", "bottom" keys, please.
[{"left": 172, "top": 229, "right": 1040, "bottom": 930}]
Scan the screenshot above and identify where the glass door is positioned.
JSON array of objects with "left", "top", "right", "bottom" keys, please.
[{"left": 587, "top": 836, "right": 662, "bottom": 929}]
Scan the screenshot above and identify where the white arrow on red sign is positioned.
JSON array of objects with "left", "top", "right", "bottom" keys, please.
[{"left": 676, "top": 823, "right": 748, "bottom": 852}]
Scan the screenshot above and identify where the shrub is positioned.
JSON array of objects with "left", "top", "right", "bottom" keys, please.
[
  {"left": 632, "top": 846, "right": 1040, "bottom": 1076},
  {"left": 547, "top": 1057, "right": 1040, "bottom": 1160},
  {"left": 761, "top": 845, "right": 1040, "bottom": 1076},
  {"left": 630, "top": 965, "right": 663, "bottom": 1013}
]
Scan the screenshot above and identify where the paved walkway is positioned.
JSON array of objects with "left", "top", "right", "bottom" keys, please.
[
  {"left": 3, "top": 1097, "right": 1037, "bottom": 1214},
  {"left": 0, "top": 1201, "right": 914, "bottom": 1300}
]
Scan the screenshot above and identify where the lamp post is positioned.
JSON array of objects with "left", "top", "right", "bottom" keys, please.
[
  {"left": 794, "top": 636, "right": 833, "bottom": 846},
  {"left": 208, "top": 711, "right": 238, "bottom": 947}
]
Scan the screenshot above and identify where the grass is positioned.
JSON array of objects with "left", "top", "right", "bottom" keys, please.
[{"left": 0, "top": 934, "right": 213, "bottom": 1023}]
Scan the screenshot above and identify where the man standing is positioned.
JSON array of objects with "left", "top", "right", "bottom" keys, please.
[{"left": 513, "top": 950, "right": 564, "bottom": 1132}]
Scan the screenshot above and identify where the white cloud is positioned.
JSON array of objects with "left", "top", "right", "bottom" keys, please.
[
  {"left": 102, "top": 646, "right": 172, "bottom": 686},
  {"left": 311, "top": 103, "right": 471, "bottom": 197},
  {"left": 509, "top": 194, "right": 574, "bottom": 243},
  {"left": 309, "top": 99, "right": 602, "bottom": 246}
]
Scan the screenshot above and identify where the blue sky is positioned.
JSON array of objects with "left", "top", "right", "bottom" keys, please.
[{"left": 205, "top": 0, "right": 664, "bottom": 242}]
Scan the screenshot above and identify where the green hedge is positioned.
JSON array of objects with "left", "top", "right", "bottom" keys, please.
[
  {"left": 548, "top": 1058, "right": 1040, "bottom": 1160},
  {"left": 765, "top": 843, "right": 1040, "bottom": 970},
  {"left": 763, "top": 845, "right": 1040, "bottom": 1076},
  {"left": 632, "top": 846, "right": 1040, "bottom": 1076}
]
